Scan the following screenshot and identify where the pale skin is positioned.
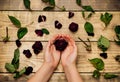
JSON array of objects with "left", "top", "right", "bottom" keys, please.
[{"left": 28, "top": 34, "right": 83, "bottom": 82}]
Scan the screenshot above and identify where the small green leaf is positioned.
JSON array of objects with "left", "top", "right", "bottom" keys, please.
[
  {"left": 87, "top": 13, "right": 93, "bottom": 19},
  {"left": 82, "top": 6, "right": 95, "bottom": 13},
  {"left": 14, "top": 67, "right": 26, "bottom": 78},
  {"left": 114, "top": 25, "right": 120, "bottom": 34},
  {"left": 84, "top": 22, "right": 94, "bottom": 36},
  {"left": 49, "top": 0, "right": 55, "bottom": 6},
  {"left": 104, "top": 73, "right": 118, "bottom": 79},
  {"left": 76, "top": 0, "right": 81, "bottom": 6},
  {"left": 8, "top": 15, "right": 21, "bottom": 28},
  {"left": 42, "top": 28, "right": 49, "bottom": 35},
  {"left": 17, "top": 27, "right": 28, "bottom": 40},
  {"left": 82, "top": 11, "right": 85, "bottom": 19},
  {"left": 93, "top": 70, "right": 101, "bottom": 79},
  {"left": 43, "top": 6, "right": 54, "bottom": 11},
  {"left": 100, "top": 12, "right": 113, "bottom": 27},
  {"left": 89, "top": 58, "right": 104, "bottom": 71},
  {"left": 23, "top": 0, "right": 31, "bottom": 10},
  {"left": 115, "top": 40, "right": 120, "bottom": 45},
  {"left": 41, "top": 0, "right": 49, "bottom": 3},
  {"left": 61, "top": 6, "right": 66, "bottom": 11},
  {"left": 5, "top": 63, "right": 16, "bottom": 73},
  {"left": 97, "top": 35, "right": 110, "bottom": 52},
  {"left": 11, "top": 48, "right": 20, "bottom": 69}
]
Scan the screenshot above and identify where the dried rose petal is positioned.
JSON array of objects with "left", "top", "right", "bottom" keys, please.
[
  {"left": 38, "top": 15, "right": 46, "bottom": 23},
  {"left": 87, "top": 32, "right": 94, "bottom": 36},
  {"left": 55, "top": 20, "right": 62, "bottom": 29},
  {"left": 16, "top": 39, "right": 21, "bottom": 47},
  {"left": 54, "top": 39, "right": 68, "bottom": 51},
  {"left": 35, "top": 29, "right": 43, "bottom": 36},
  {"left": 68, "top": 11, "right": 74, "bottom": 18},
  {"left": 69, "top": 22, "right": 78, "bottom": 32},
  {"left": 23, "top": 49, "right": 32, "bottom": 58},
  {"left": 100, "top": 53, "right": 107, "bottom": 59},
  {"left": 24, "top": 66, "right": 33, "bottom": 75},
  {"left": 115, "top": 55, "right": 120, "bottom": 62},
  {"left": 32, "top": 41, "right": 43, "bottom": 54}
]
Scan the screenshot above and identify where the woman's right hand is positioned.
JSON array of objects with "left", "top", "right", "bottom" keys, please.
[{"left": 61, "top": 35, "right": 77, "bottom": 68}]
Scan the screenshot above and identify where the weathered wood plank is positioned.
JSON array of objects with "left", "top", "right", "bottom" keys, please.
[
  {"left": 0, "top": 42, "right": 120, "bottom": 72},
  {"left": 0, "top": 0, "right": 120, "bottom": 10},
  {"left": 0, "top": 73, "right": 120, "bottom": 82},
  {"left": 0, "top": 11, "right": 120, "bottom": 41}
]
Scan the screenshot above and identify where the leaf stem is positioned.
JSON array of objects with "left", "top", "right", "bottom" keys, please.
[{"left": 78, "top": 37, "right": 88, "bottom": 46}]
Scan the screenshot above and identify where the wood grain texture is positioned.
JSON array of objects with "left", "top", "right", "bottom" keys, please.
[
  {"left": 0, "top": 0, "right": 120, "bottom": 11},
  {"left": 0, "top": 11, "right": 120, "bottom": 41},
  {"left": 0, "top": 73, "right": 120, "bottom": 82},
  {"left": 0, "top": 42, "right": 120, "bottom": 73}
]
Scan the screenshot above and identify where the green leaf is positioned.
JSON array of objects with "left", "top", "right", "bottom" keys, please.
[
  {"left": 12, "top": 48, "right": 20, "bottom": 69},
  {"left": 42, "top": 28, "right": 49, "bottom": 35},
  {"left": 100, "top": 12, "right": 113, "bottom": 27},
  {"left": 14, "top": 67, "right": 26, "bottom": 78},
  {"left": 97, "top": 35, "right": 110, "bottom": 52},
  {"left": 89, "top": 58, "right": 104, "bottom": 71},
  {"left": 76, "top": 0, "right": 81, "bottom": 6},
  {"left": 43, "top": 6, "right": 54, "bottom": 11},
  {"left": 93, "top": 70, "right": 101, "bottom": 79},
  {"left": 49, "top": 0, "right": 55, "bottom": 6},
  {"left": 23, "top": 0, "right": 31, "bottom": 10},
  {"left": 61, "top": 6, "right": 66, "bottom": 11},
  {"left": 41, "top": 0, "right": 49, "bottom": 3},
  {"left": 8, "top": 15, "right": 21, "bottom": 28},
  {"left": 17, "top": 27, "right": 28, "bottom": 40},
  {"left": 82, "top": 6, "right": 95, "bottom": 13},
  {"left": 82, "top": 11, "right": 85, "bottom": 19},
  {"left": 87, "top": 13, "right": 93, "bottom": 19},
  {"left": 114, "top": 25, "right": 120, "bottom": 34},
  {"left": 84, "top": 22, "right": 94, "bottom": 36},
  {"left": 5, "top": 63, "right": 16, "bottom": 73},
  {"left": 104, "top": 73, "right": 118, "bottom": 79},
  {"left": 114, "top": 25, "right": 120, "bottom": 40}
]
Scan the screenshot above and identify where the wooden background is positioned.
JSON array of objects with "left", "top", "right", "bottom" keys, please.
[{"left": 0, "top": 0, "right": 120, "bottom": 82}]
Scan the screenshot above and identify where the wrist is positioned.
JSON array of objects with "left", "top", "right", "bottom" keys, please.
[
  {"left": 43, "top": 62, "right": 56, "bottom": 70},
  {"left": 63, "top": 63, "right": 77, "bottom": 71}
]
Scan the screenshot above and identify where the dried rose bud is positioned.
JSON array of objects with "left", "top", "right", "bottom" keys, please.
[
  {"left": 16, "top": 39, "right": 21, "bottom": 47},
  {"left": 38, "top": 15, "right": 46, "bottom": 23},
  {"left": 100, "top": 53, "right": 107, "bottom": 59},
  {"left": 68, "top": 11, "right": 74, "bottom": 18},
  {"left": 32, "top": 41, "right": 43, "bottom": 54},
  {"left": 24, "top": 66, "right": 33, "bottom": 75},
  {"left": 35, "top": 29, "right": 43, "bottom": 36},
  {"left": 115, "top": 55, "right": 120, "bottom": 62},
  {"left": 23, "top": 49, "right": 32, "bottom": 58},
  {"left": 55, "top": 20, "right": 62, "bottom": 29},
  {"left": 69, "top": 22, "right": 78, "bottom": 32},
  {"left": 54, "top": 39, "right": 68, "bottom": 51}
]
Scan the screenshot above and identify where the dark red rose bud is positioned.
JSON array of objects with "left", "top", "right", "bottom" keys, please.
[
  {"left": 23, "top": 49, "right": 32, "bottom": 58},
  {"left": 16, "top": 39, "right": 21, "bottom": 47},
  {"left": 69, "top": 22, "right": 78, "bottom": 32},
  {"left": 54, "top": 39, "right": 68, "bottom": 51},
  {"left": 38, "top": 15, "right": 46, "bottom": 23},
  {"left": 100, "top": 53, "right": 107, "bottom": 59},
  {"left": 35, "top": 30, "right": 43, "bottom": 36},
  {"left": 32, "top": 41, "right": 43, "bottom": 54},
  {"left": 68, "top": 11, "right": 74, "bottom": 18},
  {"left": 24, "top": 66, "right": 33, "bottom": 75},
  {"left": 87, "top": 32, "right": 94, "bottom": 36},
  {"left": 55, "top": 20, "right": 62, "bottom": 29}
]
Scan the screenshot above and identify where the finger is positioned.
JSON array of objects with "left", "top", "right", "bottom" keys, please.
[{"left": 50, "top": 34, "right": 61, "bottom": 44}]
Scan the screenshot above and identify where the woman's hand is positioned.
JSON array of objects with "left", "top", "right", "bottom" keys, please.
[
  {"left": 44, "top": 35, "right": 61, "bottom": 69},
  {"left": 61, "top": 35, "right": 77, "bottom": 67}
]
